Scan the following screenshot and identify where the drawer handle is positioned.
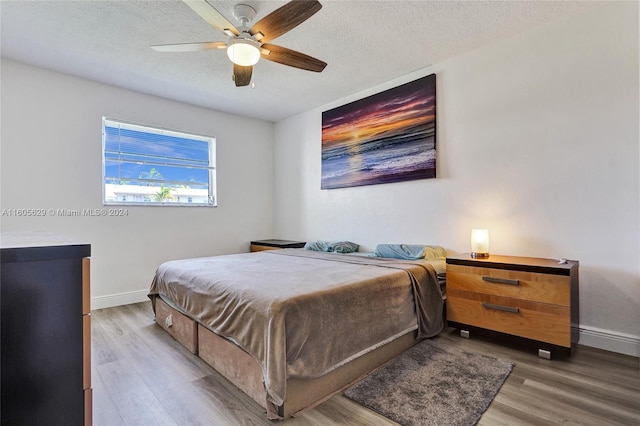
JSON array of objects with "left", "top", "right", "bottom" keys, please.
[
  {"left": 482, "top": 276, "right": 520, "bottom": 286},
  {"left": 482, "top": 302, "right": 520, "bottom": 314}
]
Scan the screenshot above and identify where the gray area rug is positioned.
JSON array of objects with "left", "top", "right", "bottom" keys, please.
[{"left": 344, "top": 339, "right": 514, "bottom": 426}]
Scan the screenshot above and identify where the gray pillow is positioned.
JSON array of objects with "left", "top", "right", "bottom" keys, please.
[{"left": 304, "top": 240, "right": 360, "bottom": 253}]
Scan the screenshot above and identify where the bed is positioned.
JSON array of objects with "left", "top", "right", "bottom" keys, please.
[{"left": 148, "top": 247, "right": 445, "bottom": 419}]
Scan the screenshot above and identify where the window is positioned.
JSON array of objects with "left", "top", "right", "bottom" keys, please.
[{"left": 102, "top": 118, "right": 216, "bottom": 206}]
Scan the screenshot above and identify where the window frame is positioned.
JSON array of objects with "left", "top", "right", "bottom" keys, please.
[{"left": 102, "top": 117, "right": 217, "bottom": 207}]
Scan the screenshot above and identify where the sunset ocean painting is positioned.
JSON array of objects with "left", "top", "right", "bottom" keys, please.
[{"left": 321, "top": 74, "right": 436, "bottom": 189}]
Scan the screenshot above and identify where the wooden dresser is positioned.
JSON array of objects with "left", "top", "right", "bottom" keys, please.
[
  {"left": 446, "top": 254, "right": 579, "bottom": 357},
  {"left": 250, "top": 239, "right": 306, "bottom": 252},
  {"left": 1, "top": 232, "right": 92, "bottom": 425}
]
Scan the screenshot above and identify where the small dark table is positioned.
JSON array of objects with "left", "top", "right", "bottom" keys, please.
[{"left": 250, "top": 239, "right": 306, "bottom": 252}]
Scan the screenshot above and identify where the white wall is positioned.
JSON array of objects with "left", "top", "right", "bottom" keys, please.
[
  {"left": 0, "top": 60, "right": 275, "bottom": 308},
  {"left": 274, "top": 2, "right": 639, "bottom": 356}
]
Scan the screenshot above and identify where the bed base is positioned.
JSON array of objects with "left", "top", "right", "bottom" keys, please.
[
  {"left": 154, "top": 297, "right": 419, "bottom": 419},
  {"left": 155, "top": 297, "right": 197, "bottom": 354}
]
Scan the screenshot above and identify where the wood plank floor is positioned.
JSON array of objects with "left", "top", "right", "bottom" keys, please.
[{"left": 92, "top": 302, "right": 639, "bottom": 425}]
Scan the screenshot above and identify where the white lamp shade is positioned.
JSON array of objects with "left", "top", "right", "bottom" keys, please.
[
  {"left": 470, "top": 229, "right": 489, "bottom": 258},
  {"left": 227, "top": 40, "right": 260, "bottom": 66}
]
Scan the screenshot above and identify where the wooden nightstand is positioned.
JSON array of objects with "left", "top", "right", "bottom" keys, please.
[
  {"left": 446, "top": 254, "right": 579, "bottom": 358},
  {"left": 250, "top": 239, "right": 306, "bottom": 252}
]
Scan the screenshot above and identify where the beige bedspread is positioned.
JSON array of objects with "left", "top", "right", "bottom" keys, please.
[{"left": 148, "top": 249, "right": 444, "bottom": 416}]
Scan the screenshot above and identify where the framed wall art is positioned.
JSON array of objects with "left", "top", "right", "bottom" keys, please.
[{"left": 321, "top": 73, "right": 436, "bottom": 189}]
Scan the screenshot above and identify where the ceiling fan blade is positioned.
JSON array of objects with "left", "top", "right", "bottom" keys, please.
[
  {"left": 261, "top": 43, "right": 326, "bottom": 72},
  {"left": 250, "top": 0, "right": 322, "bottom": 43},
  {"left": 183, "top": 0, "right": 239, "bottom": 36},
  {"left": 233, "top": 64, "right": 253, "bottom": 87},
  {"left": 151, "top": 42, "right": 227, "bottom": 52}
]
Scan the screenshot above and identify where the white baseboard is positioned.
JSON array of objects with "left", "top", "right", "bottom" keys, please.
[
  {"left": 91, "top": 289, "right": 149, "bottom": 310},
  {"left": 577, "top": 325, "right": 640, "bottom": 358}
]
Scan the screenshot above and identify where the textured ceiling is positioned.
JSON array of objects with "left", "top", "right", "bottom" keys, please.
[{"left": 1, "top": 0, "right": 598, "bottom": 122}]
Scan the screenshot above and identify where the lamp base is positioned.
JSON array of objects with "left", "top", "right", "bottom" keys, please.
[{"left": 471, "top": 252, "right": 489, "bottom": 259}]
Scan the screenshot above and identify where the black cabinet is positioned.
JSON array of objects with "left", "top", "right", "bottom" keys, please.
[{"left": 1, "top": 233, "right": 91, "bottom": 425}]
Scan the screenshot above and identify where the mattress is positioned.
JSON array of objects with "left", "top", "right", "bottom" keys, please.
[{"left": 148, "top": 249, "right": 445, "bottom": 410}]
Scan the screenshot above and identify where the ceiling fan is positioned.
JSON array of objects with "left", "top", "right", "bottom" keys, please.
[{"left": 152, "top": 0, "right": 327, "bottom": 87}]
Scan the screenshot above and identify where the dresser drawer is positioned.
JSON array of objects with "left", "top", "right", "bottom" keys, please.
[
  {"left": 447, "top": 290, "right": 571, "bottom": 347},
  {"left": 83, "top": 258, "right": 91, "bottom": 315},
  {"left": 446, "top": 264, "right": 570, "bottom": 306},
  {"left": 84, "top": 388, "right": 92, "bottom": 426}
]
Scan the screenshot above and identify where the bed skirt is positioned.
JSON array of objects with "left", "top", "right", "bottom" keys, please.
[{"left": 154, "top": 296, "right": 420, "bottom": 419}]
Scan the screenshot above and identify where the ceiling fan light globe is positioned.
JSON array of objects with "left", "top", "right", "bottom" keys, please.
[{"left": 227, "top": 40, "right": 260, "bottom": 66}]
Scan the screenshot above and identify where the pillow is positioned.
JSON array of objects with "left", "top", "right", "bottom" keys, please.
[
  {"left": 421, "top": 245, "right": 447, "bottom": 259},
  {"left": 304, "top": 240, "right": 359, "bottom": 253},
  {"left": 373, "top": 244, "right": 446, "bottom": 260}
]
